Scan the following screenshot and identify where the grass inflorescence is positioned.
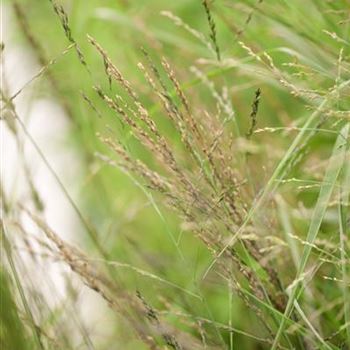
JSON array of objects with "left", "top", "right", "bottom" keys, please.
[{"left": 2, "top": 0, "right": 350, "bottom": 349}]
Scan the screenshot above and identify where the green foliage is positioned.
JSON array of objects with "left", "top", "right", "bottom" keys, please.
[
  {"left": 2, "top": 0, "right": 350, "bottom": 349},
  {"left": 0, "top": 269, "right": 29, "bottom": 350}
]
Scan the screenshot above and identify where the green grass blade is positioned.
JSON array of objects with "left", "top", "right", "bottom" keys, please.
[
  {"left": 0, "top": 269, "right": 30, "bottom": 350},
  {"left": 339, "top": 135, "right": 350, "bottom": 347},
  {"left": 1, "top": 224, "right": 44, "bottom": 350}
]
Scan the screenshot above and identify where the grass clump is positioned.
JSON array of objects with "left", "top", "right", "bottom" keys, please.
[{"left": 1, "top": 0, "right": 350, "bottom": 349}]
